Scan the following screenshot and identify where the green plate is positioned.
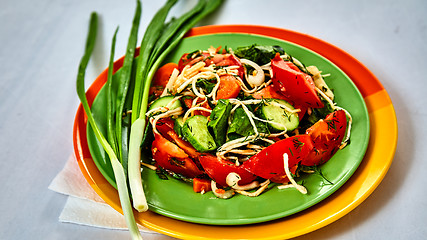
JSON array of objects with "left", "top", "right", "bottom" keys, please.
[{"left": 86, "top": 33, "right": 370, "bottom": 225}]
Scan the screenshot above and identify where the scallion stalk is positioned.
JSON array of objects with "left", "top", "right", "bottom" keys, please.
[
  {"left": 76, "top": 12, "right": 142, "bottom": 240},
  {"left": 106, "top": 27, "right": 119, "bottom": 155},
  {"left": 131, "top": 0, "right": 179, "bottom": 124},
  {"left": 115, "top": 0, "right": 142, "bottom": 163},
  {"left": 128, "top": 0, "right": 180, "bottom": 212},
  {"left": 77, "top": 1, "right": 224, "bottom": 237},
  {"left": 127, "top": 0, "right": 224, "bottom": 212}
]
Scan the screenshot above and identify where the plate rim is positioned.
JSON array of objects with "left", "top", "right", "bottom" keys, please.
[{"left": 73, "top": 24, "right": 397, "bottom": 239}]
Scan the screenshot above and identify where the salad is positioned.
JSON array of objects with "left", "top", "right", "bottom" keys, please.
[{"left": 143, "top": 45, "right": 352, "bottom": 199}]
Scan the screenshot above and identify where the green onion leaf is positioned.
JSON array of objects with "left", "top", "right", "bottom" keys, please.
[
  {"left": 131, "top": 0, "right": 179, "bottom": 123},
  {"left": 115, "top": 0, "right": 142, "bottom": 163},
  {"left": 76, "top": 12, "right": 142, "bottom": 240},
  {"left": 128, "top": 0, "right": 224, "bottom": 212},
  {"left": 106, "top": 27, "right": 119, "bottom": 156}
]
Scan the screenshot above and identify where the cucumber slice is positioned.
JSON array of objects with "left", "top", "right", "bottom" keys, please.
[
  {"left": 148, "top": 95, "right": 181, "bottom": 111},
  {"left": 174, "top": 116, "right": 185, "bottom": 138},
  {"left": 260, "top": 99, "right": 299, "bottom": 131},
  {"left": 208, "top": 99, "right": 232, "bottom": 146},
  {"left": 182, "top": 115, "right": 217, "bottom": 152}
]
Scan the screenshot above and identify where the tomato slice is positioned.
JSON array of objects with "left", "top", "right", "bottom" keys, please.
[
  {"left": 213, "top": 53, "right": 244, "bottom": 78},
  {"left": 152, "top": 62, "right": 178, "bottom": 87},
  {"left": 216, "top": 75, "right": 241, "bottom": 99},
  {"left": 166, "top": 130, "right": 200, "bottom": 159},
  {"left": 178, "top": 52, "right": 207, "bottom": 71},
  {"left": 155, "top": 118, "right": 175, "bottom": 141},
  {"left": 155, "top": 118, "right": 201, "bottom": 158},
  {"left": 304, "top": 109, "right": 347, "bottom": 166},
  {"left": 241, "top": 135, "right": 314, "bottom": 183},
  {"left": 193, "top": 178, "right": 212, "bottom": 193},
  {"left": 152, "top": 133, "right": 204, "bottom": 178},
  {"left": 183, "top": 97, "right": 211, "bottom": 117},
  {"left": 269, "top": 164, "right": 298, "bottom": 183},
  {"left": 252, "top": 85, "right": 287, "bottom": 100},
  {"left": 271, "top": 53, "right": 323, "bottom": 109},
  {"left": 198, "top": 154, "right": 256, "bottom": 187},
  {"left": 149, "top": 63, "right": 178, "bottom": 98}
]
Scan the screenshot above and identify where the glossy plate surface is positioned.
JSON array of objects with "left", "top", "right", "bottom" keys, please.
[{"left": 73, "top": 25, "right": 397, "bottom": 239}]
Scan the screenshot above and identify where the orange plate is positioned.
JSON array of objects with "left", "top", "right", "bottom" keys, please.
[{"left": 73, "top": 25, "right": 397, "bottom": 239}]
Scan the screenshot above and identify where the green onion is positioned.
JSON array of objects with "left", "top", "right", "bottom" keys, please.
[
  {"left": 115, "top": 0, "right": 142, "bottom": 163},
  {"left": 131, "top": 0, "right": 179, "bottom": 124},
  {"left": 76, "top": 13, "right": 142, "bottom": 240},
  {"left": 106, "top": 27, "right": 119, "bottom": 155},
  {"left": 128, "top": 0, "right": 180, "bottom": 212},
  {"left": 146, "top": 0, "right": 207, "bottom": 69},
  {"left": 140, "top": 0, "right": 224, "bottom": 119},
  {"left": 77, "top": 0, "right": 224, "bottom": 237},
  {"left": 128, "top": 0, "right": 224, "bottom": 212}
]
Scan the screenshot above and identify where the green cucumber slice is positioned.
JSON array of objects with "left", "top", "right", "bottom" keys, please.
[
  {"left": 182, "top": 115, "right": 216, "bottom": 152},
  {"left": 174, "top": 116, "right": 185, "bottom": 138},
  {"left": 148, "top": 95, "right": 181, "bottom": 111},
  {"left": 261, "top": 99, "right": 299, "bottom": 131}
]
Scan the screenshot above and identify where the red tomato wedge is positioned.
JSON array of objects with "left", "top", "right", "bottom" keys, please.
[
  {"left": 271, "top": 53, "right": 323, "bottom": 109},
  {"left": 154, "top": 118, "right": 175, "bottom": 141},
  {"left": 269, "top": 164, "right": 298, "bottom": 183},
  {"left": 152, "top": 133, "right": 204, "bottom": 178},
  {"left": 152, "top": 62, "right": 178, "bottom": 87},
  {"left": 178, "top": 52, "right": 212, "bottom": 71},
  {"left": 183, "top": 97, "right": 211, "bottom": 117},
  {"left": 252, "top": 85, "right": 287, "bottom": 100},
  {"left": 304, "top": 109, "right": 347, "bottom": 166},
  {"left": 148, "top": 86, "right": 163, "bottom": 98},
  {"left": 183, "top": 97, "right": 193, "bottom": 109},
  {"left": 166, "top": 130, "right": 200, "bottom": 159},
  {"left": 216, "top": 75, "right": 241, "bottom": 99},
  {"left": 193, "top": 178, "right": 212, "bottom": 193},
  {"left": 241, "top": 135, "right": 314, "bottom": 183},
  {"left": 213, "top": 53, "right": 244, "bottom": 78},
  {"left": 198, "top": 154, "right": 256, "bottom": 187},
  {"left": 155, "top": 118, "right": 201, "bottom": 159},
  {"left": 149, "top": 63, "right": 178, "bottom": 98}
]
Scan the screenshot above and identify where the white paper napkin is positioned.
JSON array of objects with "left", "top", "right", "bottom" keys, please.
[{"left": 49, "top": 155, "right": 155, "bottom": 233}]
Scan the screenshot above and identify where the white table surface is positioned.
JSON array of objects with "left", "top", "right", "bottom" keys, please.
[{"left": 1, "top": 0, "right": 426, "bottom": 239}]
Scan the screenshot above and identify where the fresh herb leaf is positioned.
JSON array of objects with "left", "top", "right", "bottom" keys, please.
[
  {"left": 208, "top": 99, "right": 232, "bottom": 146},
  {"left": 156, "top": 167, "right": 169, "bottom": 180},
  {"left": 234, "top": 44, "right": 285, "bottom": 65},
  {"left": 196, "top": 78, "right": 216, "bottom": 94},
  {"left": 297, "top": 164, "right": 334, "bottom": 185},
  {"left": 169, "top": 157, "right": 185, "bottom": 167}
]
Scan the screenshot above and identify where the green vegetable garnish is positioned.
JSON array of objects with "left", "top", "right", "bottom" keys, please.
[
  {"left": 208, "top": 99, "right": 232, "bottom": 146},
  {"left": 128, "top": 0, "right": 224, "bottom": 212},
  {"left": 76, "top": 1, "right": 224, "bottom": 238},
  {"left": 106, "top": 27, "right": 119, "bottom": 156},
  {"left": 76, "top": 12, "right": 142, "bottom": 240},
  {"left": 115, "top": 1, "right": 142, "bottom": 163},
  {"left": 234, "top": 44, "right": 285, "bottom": 65}
]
